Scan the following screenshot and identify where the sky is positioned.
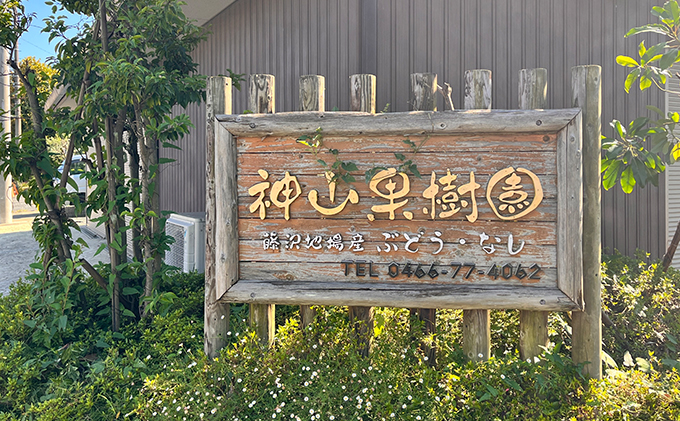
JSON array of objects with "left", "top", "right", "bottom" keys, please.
[{"left": 19, "top": 0, "right": 90, "bottom": 63}]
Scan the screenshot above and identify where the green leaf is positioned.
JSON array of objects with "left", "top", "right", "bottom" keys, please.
[
  {"left": 639, "top": 75, "right": 652, "bottom": 91},
  {"left": 95, "top": 339, "right": 109, "bottom": 348},
  {"left": 394, "top": 153, "right": 406, "bottom": 161},
  {"left": 625, "top": 68, "right": 641, "bottom": 93},
  {"left": 122, "top": 287, "right": 138, "bottom": 295},
  {"left": 638, "top": 40, "right": 647, "bottom": 57},
  {"left": 647, "top": 105, "right": 664, "bottom": 116},
  {"left": 620, "top": 166, "right": 636, "bottom": 194},
  {"left": 23, "top": 320, "right": 37, "bottom": 328},
  {"left": 122, "top": 309, "right": 136, "bottom": 318},
  {"left": 341, "top": 162, "right": 358, "bottom": 172},
  {"left": 57, "top": 315, "right": 67, "bottom": 331},
  {"left": 660, "top": 49, "right": 679, "bottom": 69},
  {"left": 626, "top": 24, "right": 669, "bottom": 37},
  {"left": 616, "top": 55, "right": 639, "bottom": 67}
]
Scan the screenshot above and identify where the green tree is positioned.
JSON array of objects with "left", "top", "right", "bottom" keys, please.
[
  {"left": 0, "top": 0, "right": 205, "bottom": 332},
  {"left": 604, "top": 0, "right": 680, "bottom": 270}
]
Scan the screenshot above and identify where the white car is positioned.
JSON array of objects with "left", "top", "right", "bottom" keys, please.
[{"left": 57, "top": 156, "right": 88, "bottom": 202}]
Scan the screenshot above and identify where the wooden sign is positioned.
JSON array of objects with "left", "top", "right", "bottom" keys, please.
[{"left": 214, "top": 110, "right": 583, "bottom": 311}]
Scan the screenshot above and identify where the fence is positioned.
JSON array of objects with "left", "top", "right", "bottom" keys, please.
[{"left": 204, "top": 66, "right": 602, "bottom": 378}]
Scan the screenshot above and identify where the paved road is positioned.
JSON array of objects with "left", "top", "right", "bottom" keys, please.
[{"left": 0, "top": 198, "right": 109, "bottom": 296}]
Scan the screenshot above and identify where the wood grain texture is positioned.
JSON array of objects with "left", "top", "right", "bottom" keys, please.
[
  {"left": 249, "top": 74, "right": 275, "bottom": 113},
  {"left": 464, "top": 70, "right": 492, "bottom": 110},
  {"left": 410, "top": 73, "right": 438, "bottom": 111},
  {"left": 215, "top": 123, "right": 239, "bottom": 299},
  {"left": 298, "top": 75, "right": 326, "bottom": 328},
  {"left": 237, "top": 133, "right": 559, "bottom": 154},
  {"left": 238, "top": 263, "right": 558, "bottom": 286},
  {"left": 556, "top": 116, "right": 583, "bottom": 307},
  {"left": 349, "top": 306, "right": 374, "bottom": 357},
  {"left": 216, "top": 109, "right": 581, "bottom": 137},
  {"left": 348, "top": 73, "right": 377, "bottom": 354},
  {"left": 518, "top": 68, "right": 548, "bottom": 110},
  {"left": 518, "top": 68, "right": 550, "bottom": 362},
  {"left": 350, "top": 74, "right": 376, "bottom": 113},
  {"left": 299, "top": 75, "right": 325, "bottom": 112},
  {"left": 410, "top": 72, "right": 438, "bottom": 364},
  {"left": 246, "top": 74, "right": 277, "bottom": 344},
  {"left": 220, "top": 280, "right": 579, "bottom": 311},
  {"left": 250, "top": 303, "right": 275, "bottom": 347},
  {"left": 463, "top": 309, "right": 490, "bottom": 361},
  {"left": 205, "top": 76, "right": 232, "bottom": 359},
  {"left": 463, "top": 69, "right": 492, "bottom": 362},
  {"left": 571, "top": 65, "right": 602, "bottom": 379}
]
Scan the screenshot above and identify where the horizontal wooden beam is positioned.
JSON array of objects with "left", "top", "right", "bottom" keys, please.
[
  {"left": 219, "top": 280, "right": 581, "bottom": 311},
  {"left": 217, "top": 109, "right": 581, "bottom": 138}
]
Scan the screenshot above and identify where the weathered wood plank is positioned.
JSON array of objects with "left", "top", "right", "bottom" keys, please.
[
  {"left": 410, "top": 73, "right": 438, "bottom": 365},
  {"left": 247, "top": 74, "right": 277, "bottom": 345},
  {"left": 238, "top": 219, "right": 558, "bottom": 245},
  {"left": 216, "top": 109, "right": 581, "bottom": 138},
  {"left": 220, "top": 280, "right": 580, "bottom": 311},
  {"left": 298, "top": 75, "right": 326, "bottom": 329},
  {"left": 464, "top": 70, "right": 492, "bottom": 110},
  {"left": 556, "top": 116, "right": 583, "bottom": 306},
  {"left": 463, "top": 69, "right": 493, "bottom": 363},
  {"left": 249, "top": 74, "right": 275, "bottom": 113},
  {"left": 349, "top": 74, "right": 377, "bottom": 356},
  {"left": 411, "top": 73, "right": 438, "bottom": 111},
  {"left": 518, "top": 68, "right": 550, "bottom": 362},
  {"left": 350, "top": 74, "right": 376, "bottom": 113},
  {"left": 237, "top": 195, "right": 558, "bottom": 222},
  {"left": 237, "top": 133, "right": 559, "bottom": 154},
  {"left": 300, "top": 75, "right": 325, "bottom": 112},
  {"left": 239, "top": 241, "right": 558, "bottom": 266},
  {"left": 236, "top": 151, "right": 558, "bottom": 175},
  {"left": 239, "top": 262, "right": 557, "bottom": 287},
  {"left": 237, "top": 173, "right": 559, "bottom": 199},
  {"left": 571, "top": 65, "right": 601, "bottom": 379},
  {"left": 215, "top": 123, "right": 239, "bottom": 300},
  {"left": 205, "top": 76, "right": 232, "bottom": 359}
]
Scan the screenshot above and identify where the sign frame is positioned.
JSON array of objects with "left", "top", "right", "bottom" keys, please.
[{"left": 214, "top": 110, "right": 583, "bottom": 311}]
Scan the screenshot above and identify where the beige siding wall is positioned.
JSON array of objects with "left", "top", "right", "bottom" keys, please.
[{"left": 162, "top": 0, "right": 667, "bottom": 258}]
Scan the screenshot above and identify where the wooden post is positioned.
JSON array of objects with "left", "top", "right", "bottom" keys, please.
[
  {"left": 205, "top": 76, "right": 232, "bottom": 358},
  {"left": 349, "top": 74, "right": 376, "bottom": 356},
  {"left": 462, "top": 69, "right": 492, "bottom": 362},
  {"left": 350, "top": 74, "right": 376, "bottom": 113},
  {"left": 571, "top": 65, "right": 602, "bottom": 379},
  {"left": 410, "top": 73, "right": 437, "bottom": 111},
  {"left": 518, "top": 68, "right": 550, "bottom": 361},
  {"left": 249, "top": 74, "right": 276, "bottom": 347},
  {"left": 299, "top": 75, "right": 325, "bottom": 329},
  {"left": 249, "top": 74, "right": 275, "bottom": 113},
  {"left": 410, "top": 73, "right": 437, "bottom": 365}
]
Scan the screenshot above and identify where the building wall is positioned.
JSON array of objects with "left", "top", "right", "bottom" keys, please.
[{"left": 163, "top": 0, "right": 667, "bottom": 258}]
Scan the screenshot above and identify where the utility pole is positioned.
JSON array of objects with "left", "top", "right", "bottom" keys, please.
[{"left": 0, "top": 46, "right": 13, "bottom": 224}]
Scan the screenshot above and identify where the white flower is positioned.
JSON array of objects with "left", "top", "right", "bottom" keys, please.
[
  {"left": 146, "top": 355, "right": 152, "bottom": 360},
  {"left": 343, "top": 396, "right": 348, "bottom": 401},
  {"left": 478, "top": 353, "right": 484, "bottom": 358},
  {"left": 500, "top": 374, "right": 505, "bottom": 379},
  {"left": 402, "top": 404, "right": 407, "bottom": 409},
  {"left": 211, "top": 408, "right": 217, "bottom": 414},
  {"left": 407, "top": 395, "right": 412, "bottom": 400},
  {"left": 176, "top": 407, "right": 181, "bottom": 412},
  {"left": 351, "top": 373, "right": 357, "bottom": 378},
  {"left": 390, "top": 413, "right": 395, "bottom": 418},
  {"left": 272, "top": 414, "right": 276, "bottom": 419}
]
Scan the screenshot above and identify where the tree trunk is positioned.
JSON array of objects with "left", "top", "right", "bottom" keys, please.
[{"left": 662, "top": 219, "right": 680, "bottom": 271}]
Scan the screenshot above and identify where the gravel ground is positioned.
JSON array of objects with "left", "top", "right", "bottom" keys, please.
[{"left": 0, "top": 197, "right": 109, "bottom": 296}]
